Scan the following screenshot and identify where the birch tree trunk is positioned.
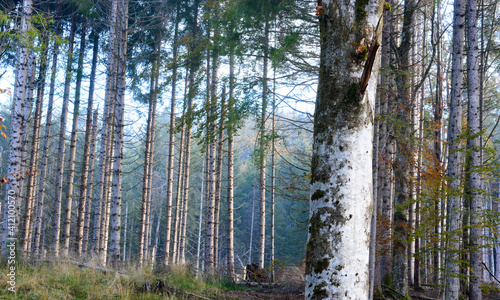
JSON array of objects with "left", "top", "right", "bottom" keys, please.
[
  {"left": 467, "top": 0, "right": 482, "bottom": 297},
  {"left": 305, "top": 0, "right": 383, "bottom": 298},
  {"left": 52, "top": 16, "right": 76, "bottom": 257},
  {"left": 62, "top": 22, "right": 87, "bottom": 257},
  {"left": 443, "top": 0, "right": 465, "bottom": 297},
  {"left": 2, "top": 0, "right": 32, "bottom": 250}
]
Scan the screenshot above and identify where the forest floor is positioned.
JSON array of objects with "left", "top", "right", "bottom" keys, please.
[{"left": 3, "top": 259, "right": 500, "bottom": 299}]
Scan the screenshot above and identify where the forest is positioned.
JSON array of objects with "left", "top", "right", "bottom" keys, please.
[{"left": 0, "top": 0, "right": 500, "bottom": 299}]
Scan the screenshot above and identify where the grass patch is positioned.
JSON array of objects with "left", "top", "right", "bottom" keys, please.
[{"left": 0, "top": 260, "right": 243, "bottom": 299}]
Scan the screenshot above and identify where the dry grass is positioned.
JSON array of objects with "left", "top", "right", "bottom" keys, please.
[{"left": 0, "top": 259, "right": 225, "bottom": 299}]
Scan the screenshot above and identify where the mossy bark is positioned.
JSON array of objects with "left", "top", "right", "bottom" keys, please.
[{"left": 305, "top": 0, "right": 384, "bottom": 299}]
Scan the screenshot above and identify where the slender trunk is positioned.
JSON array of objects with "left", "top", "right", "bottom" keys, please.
[
  {"left": 163, "top": 1, "right": 180, "bottom": 266},
  {"left": 82, "top": 109, "right": 99, "bottom": 255},
  {"left": 270, "top": 58, "right": 276, "bottom": 282},
  {"left": 21, "top": 35, "right": 48, "bottom": 254},
  {"left": 249, "top": 190, "right": 255, "bottom": 264},
  {"left": 122, "top": 202, "right": 128, "bottom": 262},
  {"left": 467, "top": 0, "right": 482, "bottom": 297},
  {"left": 258, "top": 19, "right": 269, "bottom": 270},
  {"left": 205, "top": 21, "right": 215, "bottom": 272},
  {"left": 179, "top": 0, "right": 200, "bottom": 264},
  {"left": 139, "top": 69, "right": 157, "bottom": 266},
  {"left": 62, "top": 22, "right": 87, "bottom": 257},
  {"left": 153, "top": 206, "right": 161, "bottom": 264},
  {"left": 226, "top": 41, "right": 235, "bottom": 279},
  {"left": 19, "top": 53, "right": 35, "bottom": 247},
  {"left": 196, "top": 161, "right": 205, "bottom": 276},
  {"left": 392, "top": 0, "right": 416, "bottom": 295},
  {"left": 443, "top": 0, "right": 465, "bottom": 298},
  {"left": 375, "top": 1, "right": 394, "bottom": 289},
  {"left": 34, "top": 13, "right": 62, "bottom": 255},
  {"left": 214, "top": 88, "right": 226, "bottom": 270},
  {"left": 172, "top": 74, "right": 188, "bottom": 264},
  {"left": 52, "top": 16, "right": 76, "bottom": 257},
  {"left": 92, "top": 0, "right": 118, "bottom": 256},
  {"left": 77, "top": 31, "right": 99, "bottom": 256},
  {"left": 109, "top": 0, "right": 129, "bottom": 267},
  {"left": 414, "top": 10, "right": 426, "bottom": 290}
]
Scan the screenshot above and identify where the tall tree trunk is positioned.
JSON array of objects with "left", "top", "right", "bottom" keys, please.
[
  {"left": 414, "top": 10, "right": 426, "bottom": 290},
  {"left": 226, "top": 39, "right": 236, "bottom": 279},
  {"left": 196, "top": 161, "right": 205, "bottom": 276},
  {"left": 83, "top": 109, "right": 99, "bottom": 255},
  {"left": 62, "top": 21, "right": 87, "bottom": 257},
  {"left": 34, "top": 11, "right": 63, "bottom": 255},
  {"left": 392, "top": 0, "right": 416, "bottom": 295},
  {"left": 92, "top": 0, "right": 118, "bottom": 257},
  {"left": 205, "top": 18, "right": 215, "bottom": 272},
  {"left": 305, "top": 1, "right": 384, "bottom": 298},
  {"left": 467, "top": 0, "right": 482, "bottom": 297},
  {"left": 21, "top": 35, "right": 49, "bottom": 254},
  {"left": 179, "top": 0, "right": 200, "bottom": 264},
  {"left": 52, "top": 16, "right": 76, "bottom": 257},
  {"left": 214, "top": 87, "right": 226, "bottom": 270},
  {"left": 443, "top": 0, "right": 465, "bottom": 298},
  {"left": 109, "top": 0, "right": 129, "bottom": 267},
  {"left": 122, "top": 202, "right": 128, "bottom": 262},
  {"left": 139, "top": 65, "right": 158, "bottom": 266},
  {"left": 163, "top": 0, "right": 180, "bottom": 266},
  {"left": 258, "top": 19, "right": 269, "bottom": 270},
  {"left": 172, "top": 73, "right": 189, "bottom": 264},
  {"left": 77, "top": 31, "right": 99, "bottom": 256},
  {"left": 375, "top": 0, "right": 395, "bottom": 289}
]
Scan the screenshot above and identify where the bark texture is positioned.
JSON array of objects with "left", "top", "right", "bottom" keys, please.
[
  {"left": 305, "top": 1, "right": 384, "bottom": 298},
  {"left": 443, "top": 0, "right": 465, "bottom": 298}
]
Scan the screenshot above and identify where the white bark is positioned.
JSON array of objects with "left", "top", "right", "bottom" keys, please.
[
  {"left": 467, "top": 0, "right": 482, "bottom": 297},
  {"left": 2, "top": 0, "right": 32, "bottom": 249},
  {"left": 443, "top": 0, "right": 465, "bottom": 298},
  {"left": 305, "top": 1, "right": 384, "bottom": 298}
]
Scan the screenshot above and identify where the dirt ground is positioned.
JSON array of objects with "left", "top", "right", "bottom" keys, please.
[{"left": 221, "top": 283, "right": 305, "bottom": 300}]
